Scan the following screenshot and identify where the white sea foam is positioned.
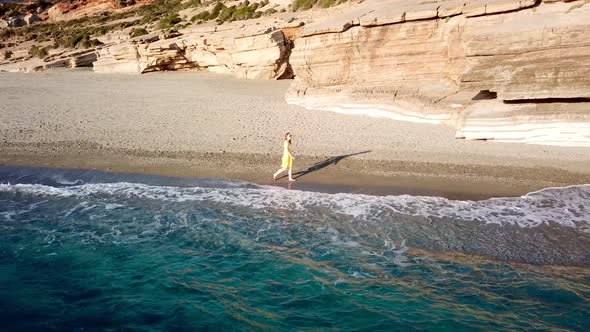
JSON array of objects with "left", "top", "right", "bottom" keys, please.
[
  {"left": 0, "top": 182, "right": 589, "bottom": 231},
  {"left": 50, "top": 175, "right": 84, "bottom": 186}
]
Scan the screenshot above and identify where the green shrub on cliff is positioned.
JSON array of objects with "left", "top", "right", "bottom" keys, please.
[
  {"left": 0, "top": 28, "right": 15, "bottom": 40},
  {"left": 66, "top": 32, "right": 89, "bottom": 48},
  {"left": 232, "top": 5, "right": 257, "bottom": 20},
  {"left": 139, "top": 0, "right": 184, "bottom": 25},
  {"left": 191, "top": 11, "right": 211, "bottom": 22},
  {"left": 187, "top": 0, "right": 202, "bottom": 7},
  {"left": 292, "top": 0, "right": 315, "bottom": 10},
  {"left": 2, "top": 16, "right": 137, "bottom": 50},
  {"left": 81, "top": 38, "right": 102, "bottom": 49},
  {"left": 1, "top": 0, "right": 296, "bottom": 51},
  {"left": 210, "top": 2, "right": 227, "bottom": 18},
  {"left": 55, "top": 31, "right": 103, "bottom": 49},
  {"left": 189, "top": 1, "right": 271, "bottom": 24},
  {"left": 292, "top": 0, "right": 346, "bottom": 11},
  {"left": 28, "top": 44, "right": 48, "bottom": 59},
  {"left": 217, "top": 6, "right": 236, "bottom": 22},
  {"left": 158, "top": 14, "right": 182, "bottom": 29},
  {"left": 129, "top": 27, "right": 149, "bottom": 38}
]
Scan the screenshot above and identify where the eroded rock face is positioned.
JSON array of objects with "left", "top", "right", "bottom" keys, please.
[
  {"left": 287, "top": 0, "right": 590, "bottom": 146},
  {"left": 287, "top": 16, "right": 461, "bottom": 123},
  {"left": 3, "top": 14, "right": 41, "bottom": 28},
  {"left": 0, "top": 48, "right": 97, "bottom": 72},
  {"left": 93, "top": 28, "right": 293, "bottom": 80},
  {"left": 461, "top": 3, "right": 590, "bottom": 101}
]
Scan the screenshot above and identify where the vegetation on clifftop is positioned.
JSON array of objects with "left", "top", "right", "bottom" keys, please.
[
  {"left": 129, "top": 27, "right": 148, "bottom": 38},
  {"left": 158, "top": 13, "right": 181, "bottom": 29},
  {"left": 0, "top": 0, "right": 197, "bottom": 49},
  {"left": 189, "top": 1, "right": 277, "bottom": 24},
  {"left": 291, "top": 0, "right": 348, "bottom": 11},
  {"left": 0, "top": 0, "right": 346, "bottom": 57},
  {"left": 28, "top": 44, "right": 48, "bottom": 58}
]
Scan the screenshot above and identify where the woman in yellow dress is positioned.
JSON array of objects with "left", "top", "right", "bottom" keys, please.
[{"left": 273, "top": 132, "right": 296, "bottom": 182}]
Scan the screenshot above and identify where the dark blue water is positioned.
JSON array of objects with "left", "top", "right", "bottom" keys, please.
[{"left": 1, "top": 166, "right": 589, "bottom": 331}]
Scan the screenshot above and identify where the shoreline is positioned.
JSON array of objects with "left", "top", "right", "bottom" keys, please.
[
  {"left": 3, "top": 151, "right": 590, "bottom": 267},
  {"left": 2, "top": 141, "right": 589, "bottom": 201}
]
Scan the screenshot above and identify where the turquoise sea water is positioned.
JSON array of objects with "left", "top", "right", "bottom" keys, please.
[{"left": 1, "top": 166, "right": 589, "bottom": 331}]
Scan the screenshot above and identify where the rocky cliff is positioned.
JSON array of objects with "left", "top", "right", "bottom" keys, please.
[
  {"left": 93, "top": 24, "right": 294, "bottom": 79},
  {"left": 286, "top": 0, "right": 590, "bottom": 146}
]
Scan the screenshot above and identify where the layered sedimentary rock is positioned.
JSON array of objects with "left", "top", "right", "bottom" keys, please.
[
  {"left": 93, "top": 27, "right": 293, "bottom": 79},
  {"left": 0, "top": 14, "right": 41, "bottom": 28},
  {"left": 455, "top": 101, "right": 590, "bottom": 146},
  {"left": 68, "top": 49, "right": 98, "bottom": 68},
  {"left": 30, "top": 49, "right": 97, "bottom": 71},
  {"left": 287, "top": 0, "right": 590, "bottom": 146},
  {"left": 461, "top": 2, "right": 590, "bottom": 101},
  {"left": 0, "top": 48, "right": 97, "bottom": 72}
]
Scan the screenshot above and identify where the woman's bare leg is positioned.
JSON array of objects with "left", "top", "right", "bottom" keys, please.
[
  {"left": 273, "top": 168, "right": 286, "bottom": 180},
  {"left": 288, "top": 168, "right": 295, "bottom": 182}
]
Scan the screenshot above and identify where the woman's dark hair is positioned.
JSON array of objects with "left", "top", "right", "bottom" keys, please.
[{"left": 285, "top": 132, "right": 291, "bottom": 141}]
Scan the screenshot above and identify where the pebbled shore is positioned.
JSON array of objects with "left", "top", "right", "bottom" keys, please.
[{"left": 1, "top": 71, "right": 589, "bottom": 199}]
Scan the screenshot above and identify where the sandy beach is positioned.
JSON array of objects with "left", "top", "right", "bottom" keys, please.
[{"left": 1, "top": 70, "right": 589, "bottom": 199}]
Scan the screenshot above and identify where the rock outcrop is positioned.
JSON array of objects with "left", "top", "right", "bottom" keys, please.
[
  {"left": 93, "top": 26, "right": 294, "bottom": 79},
  {"left": 0, "top": 48, "right": 97, "bottom": 72},
  {"left": 40, "top": 49, "right": 98, "bottom": 69},
  {"left": 287, "top": 0, "right": 590, "bottom": 146},
  {"left": 24, "top": 14, "right": 41, "bottom": 25},
  {"left": 6, "top": 16, "right": 26, "bottom": 27},
  {"left": 1, "top": 14, "right": 41, "bottom": 28}
]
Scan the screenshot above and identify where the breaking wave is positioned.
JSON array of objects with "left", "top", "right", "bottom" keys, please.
[
  {"left": 1, "top": 181, "right": 589, "bottom": 230},
  {"left": 0, "top": 166, "right": 589, "bottom": 265}
]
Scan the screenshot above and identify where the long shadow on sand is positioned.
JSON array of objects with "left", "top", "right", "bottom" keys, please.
[{"left": 277, "top": 150, "right": 371, "bottom": 181}]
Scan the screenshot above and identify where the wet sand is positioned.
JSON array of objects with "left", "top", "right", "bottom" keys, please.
[{"left": 1, "top": 70, "right": 589, "bottom": 199}]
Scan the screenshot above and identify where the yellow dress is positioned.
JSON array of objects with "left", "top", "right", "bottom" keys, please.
[{"left": 281, "top": 140, "right": 293, "bottom": 169}]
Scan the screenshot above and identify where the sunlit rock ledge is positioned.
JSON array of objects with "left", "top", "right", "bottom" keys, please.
[{"left": 93, "top": 25, "right": 294, "bottom": 80}]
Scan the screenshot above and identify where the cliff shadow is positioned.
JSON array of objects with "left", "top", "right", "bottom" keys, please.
[{"left": 277, "top": 151, "right": 371, "bottom": 181}]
